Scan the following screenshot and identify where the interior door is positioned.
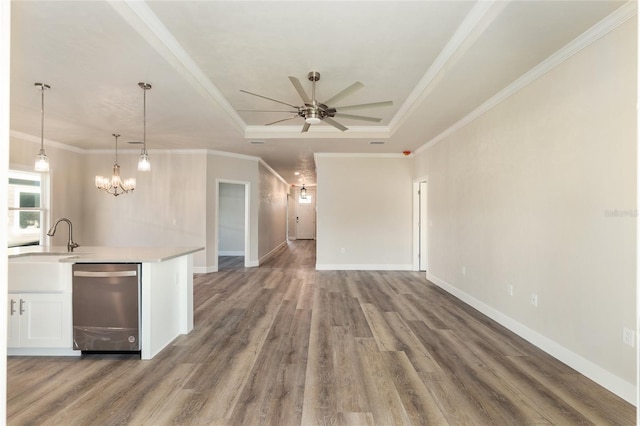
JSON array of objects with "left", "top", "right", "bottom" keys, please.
[{"left": 296, "top": 188, "right": 316, "bottom": 240}]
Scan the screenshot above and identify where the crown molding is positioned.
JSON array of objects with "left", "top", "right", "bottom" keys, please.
[
  {"left": 415, "top": 0, "right": 637, "bottom": 155},
  {"left": 388, "top": 0, "right": 507, "bottom": 134},
  {"left": 108, "top": 0, "right": 246, "bottom": 132},
  {"left": 10, "top": 130, "right": 85, "bottom": 154},
  {"left": 244, "top": 124, "right": 391, "bottom": 140},
  {"left": 258, "top": 159, "right": 288, "bottom": 186},
  {"left": 314, "top": 152, "right": 405, "bottom": 160}
]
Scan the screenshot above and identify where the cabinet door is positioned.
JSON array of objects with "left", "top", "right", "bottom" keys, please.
[
  {"left": 19, "top": 294, "right": 72, "bottom": 348},
  {"left": 7, "top": 296, "right": 20, "bottom": 347}
]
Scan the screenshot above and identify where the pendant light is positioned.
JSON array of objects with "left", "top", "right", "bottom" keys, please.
[
  {"left": 300, "top": 184, "right": 307, "bottom": 199},
  {"left": 137, "top": 82, "right": 152, "bottom": 171},
  {"left": 34, "top": 82, "right": 50, "bottom": 172},
  {"left": 95, "top": 134, "right": 136, "bottom": 196}
]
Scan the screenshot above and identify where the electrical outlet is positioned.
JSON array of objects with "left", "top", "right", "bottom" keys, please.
[
  {"left": 530, "top": 293, "right": 538, "bottom": 307},
  {"left": 623, "top": 327, "right": 635, "bottom": 347},
  {"left": 508, "top": 285, "right": 514, "bottom": 296}
]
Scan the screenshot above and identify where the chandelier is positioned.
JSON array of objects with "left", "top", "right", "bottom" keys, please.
[{"left": 95, "top": 134, "right": 136, "bottom": 196}]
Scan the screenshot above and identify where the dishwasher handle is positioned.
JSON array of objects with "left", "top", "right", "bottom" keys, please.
[{"left": 73, "top": 270, "right": 137, "bottom": 278}]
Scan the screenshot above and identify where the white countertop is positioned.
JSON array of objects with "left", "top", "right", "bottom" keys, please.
[{"left": 8, "top": 245, "right": 203, "bottom": 263}]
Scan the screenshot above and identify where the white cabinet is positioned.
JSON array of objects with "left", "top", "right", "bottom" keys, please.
[{"left": 7, "top": 293, "right": 72, "bottom": 348}]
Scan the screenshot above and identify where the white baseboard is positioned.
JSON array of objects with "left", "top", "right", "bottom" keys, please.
[
  {"left": 427, "top": 272, "right": 637, "bottom": 405},
  {"left": 219, "top": 251, "right": 244, "bottom": 256},
  {"left": 259, "top": 240, "right": 287, "bottom": 265},
  {"left": 316, "top": 263, "right": 414, "bottom": 271},
  {"left": 193, "top": 265, "right": 217, "bottom": 273},
  {"left": 8, "top": 347, "right": 80, "bottom": 357}
]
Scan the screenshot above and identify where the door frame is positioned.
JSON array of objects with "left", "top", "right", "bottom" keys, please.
[
  {"left": 295, "top": 185, "right": 316, "bottom": 240},
  {"left": 215, "top": 179, "right": 251, "bottom": 268},
  {"left": 412, "top": 179, "right": 428, "bottom": 272}
]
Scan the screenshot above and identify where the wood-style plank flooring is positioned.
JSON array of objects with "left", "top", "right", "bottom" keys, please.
[{"left": 7, "top": 241, "right": 636, "bottom": 425}]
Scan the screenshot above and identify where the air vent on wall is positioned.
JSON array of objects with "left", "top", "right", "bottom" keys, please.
[
  {"left": 249, "top": 140, "right": 266, "bottom": 145},
  {"left": 369, "top": 141, "right": 386, "bottom": 145}
]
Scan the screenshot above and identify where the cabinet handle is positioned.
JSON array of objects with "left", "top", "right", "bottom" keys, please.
[
  {"left": 10, "top": 299, "right": 15, "bottom": 315},
  {"left": 19, "top": 299, "right": 25, "bottom": 315}
]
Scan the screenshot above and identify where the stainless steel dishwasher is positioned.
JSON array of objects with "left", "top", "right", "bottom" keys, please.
[{"left": 72, "top": 263, "right": 141, "bottom": 352}]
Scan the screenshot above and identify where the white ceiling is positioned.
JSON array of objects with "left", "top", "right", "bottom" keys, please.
[{"left": 9, "top": 0, "right": 628, "bottom": 185}]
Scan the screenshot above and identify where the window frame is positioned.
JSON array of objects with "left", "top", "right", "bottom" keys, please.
[{"left": 7, "top": 167, "right": 50, "bottom": 248}]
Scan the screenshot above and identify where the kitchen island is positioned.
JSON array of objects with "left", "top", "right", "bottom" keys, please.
[{"left": 8, "top": 246, "right": 203, "bottom": 360}]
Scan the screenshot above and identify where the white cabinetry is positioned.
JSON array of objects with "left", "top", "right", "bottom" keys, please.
[
  {"left": 8, "top": 293, "right": 72, "bottom": 348},
  {"left": 8, "top": 255, "right": 76, "bottom": 356}
]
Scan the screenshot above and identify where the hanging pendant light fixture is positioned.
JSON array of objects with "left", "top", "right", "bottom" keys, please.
[
  {"left": 137, "top": 82, "right": 152, "bottom": 171},
  {"left": 34, "top": 82, "right": 50, "bottom": 172},
  {"left": 300, "top": 184, "right": 307, "bottom": 199},
  {"left": 95, "top": 134, "right": 136, "bottom": 196}
]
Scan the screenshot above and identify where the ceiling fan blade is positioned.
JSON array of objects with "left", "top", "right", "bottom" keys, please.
[
  {"left": 240, "top": 89, "right": 298, "bottom": 108},
  {"left": 323, "top": 81, "right": 364, "bottom": 106},
  {"left": 265, "top": 116, "right": 299, "bottom": 126},
  {"left": 335, "top": 100, "right": 393, "bottom": 111},
  {"left": 237, "top": 109, "right": 298, "bottom": 113},
  {"left": 323, "top": 117, "right": 348, "bottom": 132},
  {"left": 301, "top": 122, "right": 311, "bottom": 133},
  {"left": 334, "top": 113, "right": 382, "bottom": 123},
  {"left": 288, "top": 77, "right": 311, "bottom": 104}
]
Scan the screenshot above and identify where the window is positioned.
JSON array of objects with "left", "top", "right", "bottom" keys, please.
[
  {"left": 8, "top": 170, "right": 48, "bottom": 247},
  {"left": 299, "top": 194, "right": 312, "bottom": 204}
]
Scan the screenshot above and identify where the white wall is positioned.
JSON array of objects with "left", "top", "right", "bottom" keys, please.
[
  {"left": 8, "top": 143, "right": 289, "bottom": 272},
  {"left": 315, "top": 154, "right": 414, "bottom": 270},
  {"left": 82, "top": 151, "right": 208, "bottom": 266},
  {"left": 1, "top": 0, "right": 10, "bottom": 417},
  {"left": 218, "top": 182, "right": 245, "bottom": 255},
  {"left": 414, "top": 18, "right": 636, "bottom": 402}
]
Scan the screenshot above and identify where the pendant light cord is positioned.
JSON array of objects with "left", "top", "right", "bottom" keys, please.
[
  {"left": 143, "top": 86, "right": 146, "bottom": 152},
  {"left": 40, "top": 85, "right": 44, "bottom": 151}
]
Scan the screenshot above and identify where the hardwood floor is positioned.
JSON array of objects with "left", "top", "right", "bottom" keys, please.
[{"left": 7, "top": 240, "right": 636, "bottom": 425}]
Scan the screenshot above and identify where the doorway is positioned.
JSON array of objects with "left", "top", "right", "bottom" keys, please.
[{"left": 217, "top": 180, "right": 250, "bottom": 270}]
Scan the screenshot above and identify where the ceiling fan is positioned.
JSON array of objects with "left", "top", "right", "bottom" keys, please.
[{"left": 239, "top": 71, "right": 393, "bottom": 132}]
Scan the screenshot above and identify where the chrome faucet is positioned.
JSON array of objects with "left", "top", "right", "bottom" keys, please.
[{"left": 47, "top": 218, "right": 79, "bottom": 252}]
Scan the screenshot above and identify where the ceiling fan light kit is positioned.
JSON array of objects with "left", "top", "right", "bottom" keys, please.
[{"left": 240, "top": 71, "right": 392, "bottom": 133}]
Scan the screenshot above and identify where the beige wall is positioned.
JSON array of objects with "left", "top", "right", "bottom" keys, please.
[
  {"left": 258, "top": 162, "right": 288, "bottom": 262},
  {"left": 10, "top": 135, "right": 86, "bottom": 247},
  {"left": 315, "top": 154, "right": 414, "bottom": 269},
  {"left": 205, "top": 153, "right": 260, "bottom": 269},
  {"left": 413, "top": 19, "right": 636, "bottom": 399}
]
